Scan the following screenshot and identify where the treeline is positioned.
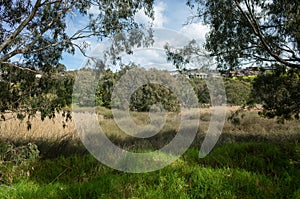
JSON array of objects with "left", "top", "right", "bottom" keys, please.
[
  {"left": 73, "top": 66, "right": 254, "bottom": 111},
  {"left": 88, "top": 65, "right": 299, "bottom": 121},
  {"left": 2, "top": 63, "right": 298, "bottom": 121}
]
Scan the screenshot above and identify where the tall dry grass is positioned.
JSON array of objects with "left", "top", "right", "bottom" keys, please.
[
  {"left": 0, "top": 113, "right": 77, "bottom": 142},
  {"left": 0, "top": 106, "right": 299, "bottom": 157}
]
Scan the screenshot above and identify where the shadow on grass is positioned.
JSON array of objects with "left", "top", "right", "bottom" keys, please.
[
  {"left": 2, "top": 141, "right": 300, "bottom": 198},
  {"left": 1, "top": 128, "right": 300, "bottom": 159},
  {"left": 1, "top": 130, "right": 300, "bottom": 198}
]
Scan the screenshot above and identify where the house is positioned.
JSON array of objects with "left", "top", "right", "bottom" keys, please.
[{"left": 170, "top": 69, "right": 214, "bottom": 79}]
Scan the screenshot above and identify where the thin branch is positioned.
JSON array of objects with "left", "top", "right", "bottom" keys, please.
[
  {"left": 0, "top": 0, "right": 80, "bottom": 62},
  {"left": 1, "top": 62, "right": 40, "bottom": 74},
  {"left": 235, "top": 0, "right": 300, "bottom": 69},
  {"left": 209, "top": 44, "right": 261, "bottom": 57},
  {"left": 0, "top": 0, "right": 42, "bottom": 53},
  {"left": 40, "top": 0, "right": 63, "bottom": 6},
  {"left": 71, "top": 42, "right": 96, "bottom": 61}
]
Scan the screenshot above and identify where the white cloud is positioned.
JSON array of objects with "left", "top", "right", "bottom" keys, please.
[
  {"left": 63, "top": 1, "right": 212, "bottom": 70},
  {"left": 103, "top": 29, "right": 194, "bottom": 71},
  {"left": 179, "top": 23, "right": 210, "bottom": 42},
  {"left": 153, "top": 2, "right": 168, "bottom": 28},
  {"left": 134, "top": 9, "right": 151, "bottom": 25},
  {"left": 135, "top": 1, "right": 168, "bottom": 28},
  {"left": 88, "top": 5, "right": 100, "bottom": 15}
]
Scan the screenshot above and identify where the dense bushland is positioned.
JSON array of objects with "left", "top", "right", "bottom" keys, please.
[{"left": 77, "top": 66, "right": 254, "bottom": 111}]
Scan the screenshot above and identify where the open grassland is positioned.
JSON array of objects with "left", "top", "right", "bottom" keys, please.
[
  {"left": 1, "top": 106, "right": 299, "bottom": 154},
  {"left": 0, "top": 106, "right": 300, "bottom": 198}
]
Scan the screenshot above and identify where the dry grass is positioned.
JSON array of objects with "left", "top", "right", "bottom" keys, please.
[
  {"left": 0, "top": 113, "right": 81, "bottom": 158},
  {"left": 0, "top": 113, "right": 78, "bottom": 142},
  {"left": 222, "top": 111, "right": 300, "bottom": 142},
  {"left": 0, "top": 106, "right": 299, "bottom": 156}
]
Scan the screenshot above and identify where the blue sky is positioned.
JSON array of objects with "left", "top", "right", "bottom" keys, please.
[{"left": 61, "top": 0, "right": 210, "bottom": 70}]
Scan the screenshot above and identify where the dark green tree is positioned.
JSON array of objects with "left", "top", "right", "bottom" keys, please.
[
  {"left": 188, "top": 78, "right": 210, "bottom": 104},
  {"left": 252, "top": 65, "right": 300, "bottom": 121},
  {"left": 225, "top": 78, "right": 252, "bottom": 105},
  {"left": 130, "top": 83, "right": 180, "bottom": 112},
  {"left": 0, "top": 0, "right": 154, "bottom": 122},
  {"left": 95, "top": 69, "right": 118, "bottom": 108},
  {"left": 72, "top": 68, "right": 97, "bottom": 107}
]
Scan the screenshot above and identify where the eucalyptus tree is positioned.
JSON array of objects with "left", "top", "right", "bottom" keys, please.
[
  {"left": 166, "top": 0, "right": 300, "bottom": 120},
  {"left": 0, "top": 0, "right": 154, "bottom": 122},
  {"left": 186, "top": 0, "right": 300, "bottom": 70}
]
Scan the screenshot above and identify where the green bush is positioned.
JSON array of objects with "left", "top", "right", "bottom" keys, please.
[
  {"left": 0, "top": 142, "right": 39, "bottom": 165},
  {"left": 224, "top": 78, "right": 252, "bottom": 105},
  {"left": 129, "top": 83, "right": 180, "bottom": 112},
  {"left": 0, "top": 142, "right": 39, "bottom": 184},
  {"left": 252, "top": 65, "right": 300, "bottom": 120}
]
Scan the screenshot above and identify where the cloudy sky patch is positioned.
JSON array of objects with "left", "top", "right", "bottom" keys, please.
[{"left": 62, "top": 0, "right": 210, "bottom": 70}]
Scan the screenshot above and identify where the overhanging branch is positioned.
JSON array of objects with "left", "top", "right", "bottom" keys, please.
[
  {"left": 0, "top": 0, "right": 42, "bottom": 53},
  {"left": 234, "top": 0, "right": 300, "bottom": 69}
]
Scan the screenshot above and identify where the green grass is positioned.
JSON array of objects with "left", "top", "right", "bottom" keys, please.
[
  {"left": 1, "top": 107, "right": 300, "bottom": 198},
  {"left": 1, "top": 142, "right": 299, "bottom": 198}
]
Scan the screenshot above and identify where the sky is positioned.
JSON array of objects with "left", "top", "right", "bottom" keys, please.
[{"left": 61, "top": 0, "right": 210, "bottom": 71}]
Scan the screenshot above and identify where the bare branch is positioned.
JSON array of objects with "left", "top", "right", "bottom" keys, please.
[{"left": 71, "top": 42, "right": 97, "bottom": 62}]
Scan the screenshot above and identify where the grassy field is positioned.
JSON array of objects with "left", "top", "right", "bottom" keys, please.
[{"left": 0, "top": 106, "right": 300, "bottom": 198}]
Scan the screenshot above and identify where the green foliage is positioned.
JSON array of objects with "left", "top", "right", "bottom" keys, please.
[
  {"left": 0, "top": 141, "right": 39, "bottom": 184},
  {"left": 188, "top": 78, "right": 210, "bottom": 104},
  {"left": 186, "top": 0, "right": 300, "bottom": 69},
  {"left": 72, "top": 68, "right": 98, "bottom": 107},
  {"left": 252, "top": 65, "right": 300, "bottom": 121},
  {"left": 130, "top": 83, "right": 180, "bottom": 112},
  {"left": 189, "top": 77, "right": 252, "bottom": 106},
  {"left": 96, "top": 69, "right": 119, "bottom": 108},
  {"left": 225, "top": 78, "right": 252, "bottom": 105},
  {"left": 0, "top": 0, "right": 154, "bottom": 120},
  {"left": 165, "top": 0, "right": 300, "bottom": 120},
  {"left": 96, "top": 67, "right": 181, "bottom": 112},
  {"left": 1, "top": 142, "right": 300, "bottom": 198},
  {"left": 0, "top": 62, "right": 74, "bottom": 123},
  {"left": 0, "top": 142, "right": 39, "bottom": 165},
  {"left": 95, "top": 68, "right": 255, "bottom": 110}
]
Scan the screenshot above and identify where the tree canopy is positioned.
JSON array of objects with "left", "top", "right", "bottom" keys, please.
[
  {"left": 0, "top": 0, "right": 154, "bottom": 122},
  {"left": 251, "top": 65, "right": 300, "bottom": 121},
  {"left": 164, "top": 0, "right": 300, "bottom": 120},
  {"left": 186, "top": 0, "right": 300, "bottom": 70},
  {"left": 0, "top": 0, "right": 154, "bottom": 65}
]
